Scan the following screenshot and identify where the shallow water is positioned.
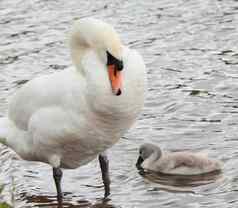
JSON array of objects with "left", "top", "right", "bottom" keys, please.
[{"left": 0, "top": 0, "right": 238, "bottom": 207}]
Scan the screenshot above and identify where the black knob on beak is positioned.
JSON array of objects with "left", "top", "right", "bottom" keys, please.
[
  {"left": 116, "top": 60, "right": 123, "bottom": 71},
  {"left": 106, "top": 51, "right": 123, "bottom": 71}
]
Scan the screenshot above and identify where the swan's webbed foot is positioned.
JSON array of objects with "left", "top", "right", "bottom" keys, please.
[
  {"left": 53, "top": 167, "right": 63, "bottom": 207},
  {"left": 99, "top": 153, "right": 111, "bottom": 198}
]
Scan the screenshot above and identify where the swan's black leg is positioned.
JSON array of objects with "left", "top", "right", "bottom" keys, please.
[
  {"left": 53, "top": 167, "right": 63, "bottom": 207},
  {"left": 99, "top": 153, "right": 111, "bottom": 198}
]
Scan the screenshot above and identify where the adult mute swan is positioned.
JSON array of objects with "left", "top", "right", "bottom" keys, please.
[
  {"left": 136, "top": 144, "right": 221, "bottom": 175},
  {"left": 0, "top": 18, "right": 146, "bottom": 203}
]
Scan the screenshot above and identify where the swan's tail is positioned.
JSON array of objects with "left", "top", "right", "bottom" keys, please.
[{"left": 0, "top": 117, "right": 9, "bottom": 145}]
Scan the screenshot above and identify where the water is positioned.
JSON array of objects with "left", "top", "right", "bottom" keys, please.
[{"left": 0, "top": 0, "right": 238, "bottom": 207}]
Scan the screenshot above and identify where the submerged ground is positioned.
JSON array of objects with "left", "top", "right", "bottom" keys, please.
[{"left": 0, "top": 0, "right": 238, "bottom": 207}]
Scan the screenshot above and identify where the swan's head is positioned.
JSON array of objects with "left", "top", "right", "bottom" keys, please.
[
  {"left": 136, "top": 143, "right": 162, "bottom": 170},
  {"left": 70, "top": 18, "right": 124, "bottom": 96}
]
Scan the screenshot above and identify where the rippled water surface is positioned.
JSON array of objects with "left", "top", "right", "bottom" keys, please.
[{"left": 1, "top": 0, "right": 238, "bottom": 207}]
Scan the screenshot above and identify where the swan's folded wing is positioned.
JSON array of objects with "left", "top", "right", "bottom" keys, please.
[
  {"left": 172, "top": 152, "right": 210, "bottom": 168},
  {"left": 8, "top": 69, "right": 84, "bottom": 131},
  {"left": 172, "top": 152, "right": 222, "bottom": 173},
  {"left": 27, "top": 106, "right": 98, "bottom": 166}
]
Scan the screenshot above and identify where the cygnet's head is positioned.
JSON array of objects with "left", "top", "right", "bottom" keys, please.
[{"left": 136, "top": 143, "right": 162, "bottom": 170}]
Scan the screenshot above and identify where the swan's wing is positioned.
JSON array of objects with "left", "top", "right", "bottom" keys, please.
[
  {"left": 28, "top": 106, "right": 84, "bottom": 147},
  {"left": 170, "top": 152, "right": 210, "bottom": 168},
  {"left": 172, "top": 152, "right": 221, "bottom": 170},
  {"left": 26, "top": 105, "right": 98, "bottom": 167},
  {"left": 171, "top": 152, "right": 197, "bottom": 168},
  {"left": 8, "top": 69, "right": 84, "bottom": 131}
]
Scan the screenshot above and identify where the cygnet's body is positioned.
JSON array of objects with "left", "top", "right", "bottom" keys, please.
[{"left": 136, "top": 143, "right": 221, "bottom": 175}]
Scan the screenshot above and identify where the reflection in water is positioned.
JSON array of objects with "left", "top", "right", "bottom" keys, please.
[
  {"left": 138, "top": 169, "right": 223, "bottom": 193},
  {"left": 20, "top": 192, "right": 117, "bottom": 208}
]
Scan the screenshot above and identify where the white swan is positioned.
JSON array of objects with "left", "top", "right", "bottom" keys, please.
[
  {"left": 136, "top": 144, "right": 221, "bottom": 175},
  {"left": 0, "top": 18, "right": 146, "bottom": 203}
]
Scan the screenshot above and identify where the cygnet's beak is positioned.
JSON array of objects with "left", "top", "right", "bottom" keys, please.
[{"left": 136, "top": 156, "right": 144, "bottom": 170}]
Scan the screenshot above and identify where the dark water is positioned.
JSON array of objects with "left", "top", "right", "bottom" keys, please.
[{"left": 1, "top": 0, "right": 238, "bottom": 207}]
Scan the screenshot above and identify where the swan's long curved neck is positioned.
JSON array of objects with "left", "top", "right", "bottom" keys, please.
[
  {"left": 151, "top": 152, "right": 160, "bottom": 162},
  {"left": 149, "top": 148, "right": 162, "bottom": 163},
  {"left": 70, "top": 39, "right": 88, "bottom": 74},
  {"left": 142, "top": 150, "right": 161, "bottom": 170}
]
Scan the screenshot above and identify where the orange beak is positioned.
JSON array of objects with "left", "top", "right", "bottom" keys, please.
[{"left": 108, "top": 65, "right": 122, "bottom": 96}]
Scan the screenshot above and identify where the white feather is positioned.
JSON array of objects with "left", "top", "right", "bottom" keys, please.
[{"left": 0, "top": 18, "right": 147, "bottom": 169}]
